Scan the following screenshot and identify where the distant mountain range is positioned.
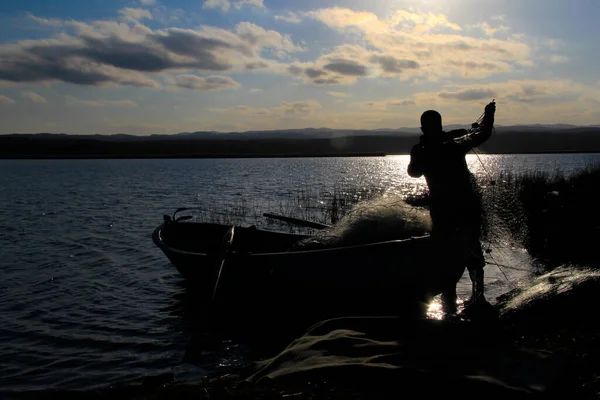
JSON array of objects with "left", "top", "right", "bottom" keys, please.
[
  {"left": 6, "top": 124, "right": 600, "bottom": 139},
  {"left": 1, "top": 125, "right": 600, "bottom": 158}
]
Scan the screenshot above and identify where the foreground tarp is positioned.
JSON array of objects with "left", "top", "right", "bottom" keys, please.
[
  {"left": 246, "top": 316, "right": 567, "bottom": 398},
  {"left": 243, "top": 266, "right": 600, "bottom": 398}
]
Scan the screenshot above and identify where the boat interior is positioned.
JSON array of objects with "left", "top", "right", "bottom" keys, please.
[{"left": 160, "top": 222, "right": 310, "bottom": 255}]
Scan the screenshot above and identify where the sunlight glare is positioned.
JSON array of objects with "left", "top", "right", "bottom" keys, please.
[{"left": 427, "top": 296, "right": 465, "bottom": 320}]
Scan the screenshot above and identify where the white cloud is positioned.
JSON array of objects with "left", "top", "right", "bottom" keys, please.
[
  {"left": 232, "top": 105, "right": 270, "bottom": 115},
  {"left": 439, "top": 89, "right": 497, "bottom": 101},
  {"left": 203, "top": 0, "right": 231, "bottom": 12},
  {"left": 26, "top": 12, "right": 65, "bottom": 27},
  {"left": 357, "top": 79, "right": 600, "bottom": 125},
  {"left": 208, "top": 104, "right": 271, "bottom": 116},
  {"left": 0, "top": 95, "right": 16, "bottom": 104},
  {"left": 211, "top": 100, "right": 321, "bottom": 119},
  {"left": 550, "top": 55, "right": 569, "bottom": 63},
  {"left": 235, "top": 0, "right": 264, "bottom": 10},
  {"left": 139, "top": 0, "right": 156, "bottom": 5},
  {"left": 185, "top": 78, "right": 600, "bottom": 130},
  {"left": 544, "top": 39, "right": 561, "bottom": 51},
  {"left": 299, "top": 7, "right": 532, "bottom": 83},
  {"left": 235, "top": 22, "right": 305, "bottom": 56},
  {"left": 174, "top": 75, "right": 241, "bottom": 91},
  {"left": 65, "top": 96, "right": 138, "bottom": 107},
  {"left": 274, "top": 12, "right": 302, "bottom": 24},
  {"left": 274, "top": 100, "right": 321, "bottom": 117},
  {"left": 119, "top": 8, "right": 153, "bottom": 22},
  {"left": 286, "top": 44, "right": 376, "bottom": 86},
  {"left": 152, "top": 7, "right": 185, "bottom": 24},
  {"left": 21, "top": 92, "right": 48, "bottom": 103},
  {"left": 327, "top": 91, "right": 351, "bottom": 98},
  {"left": 5, "top": 5, "right": 596, "bottom": 131},
  {"left": 391, "top": 9, "right": 462, "bottom": 33},
  {"left": 471, "top": 22, "right": 509, "bottom": 36},
  {"left": 361, "top": 98, "right": 416, "bottom": 110},
  {"left": 2, "top": 13, "right": 302, "bottom": 89},
  {"left": 202, "top": 0, "right": 264, "bottom": 12}
]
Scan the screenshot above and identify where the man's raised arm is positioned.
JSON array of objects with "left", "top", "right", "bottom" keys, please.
[
  {"left": 456, "top": 101, "right": 496, "bottom": 150},
  {"left": 468, "top": 101, "right": 496, "bottom": 148}
]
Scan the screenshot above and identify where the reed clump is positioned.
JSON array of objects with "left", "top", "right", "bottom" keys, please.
[{"left": 511, "top": 165, "right": 600, "bottom": 269}]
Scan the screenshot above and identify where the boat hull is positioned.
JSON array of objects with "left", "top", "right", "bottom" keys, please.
[
  {"left": 153, "top": 219, "right": 463, "bottom": 328},
  {"left": 152, "top": 220, "right": 310, "bottom": 287}
]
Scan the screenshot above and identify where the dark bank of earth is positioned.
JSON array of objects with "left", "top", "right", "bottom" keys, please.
[{"left": 3, "top": 266, "right": 599, "bottom": 400}]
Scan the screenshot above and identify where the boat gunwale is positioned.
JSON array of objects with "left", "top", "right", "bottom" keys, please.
[
  {"left": 152, "top": 222, "right": 432, "bottom": 258},
  {"left": 152, "top": 223, "right": 212, "bottom": 257}
]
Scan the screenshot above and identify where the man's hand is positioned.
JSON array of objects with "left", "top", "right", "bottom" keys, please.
[
  {"left": 465, "top": 101, "right": 495, "bottom": 148},
  {"left": 485, "top": 101, "right": 496, "bottom": 116},
  {"left": 407, "top": 144, "right": 425, "bottom": 178}
]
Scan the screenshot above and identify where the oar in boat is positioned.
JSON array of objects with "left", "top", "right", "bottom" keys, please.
[
  {"left": 212, "top": 225, "right": 235, "bottom": 303},
  {"left": 263, "top": 213, "right": 331, "bottom": 230}
]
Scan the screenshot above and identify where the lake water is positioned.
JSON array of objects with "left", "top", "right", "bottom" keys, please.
[{"left": 1, "top": 154, "right": 599, "bottom": 392}]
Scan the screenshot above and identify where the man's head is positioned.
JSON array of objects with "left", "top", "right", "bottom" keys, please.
[{"left": 420, "top": 110, "right": 443, "bottom": 137}]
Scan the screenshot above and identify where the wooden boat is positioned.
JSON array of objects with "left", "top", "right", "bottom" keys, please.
[
  {"left": 152, "top": 211, "right": 310, "bottom": 284},
  {"left": 153, "top": 210, "right": 459, "bottom": 327}
]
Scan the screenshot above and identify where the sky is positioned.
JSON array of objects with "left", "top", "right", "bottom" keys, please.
[{"left": 0, "top": 0, "right": 599, "bottom": 134}]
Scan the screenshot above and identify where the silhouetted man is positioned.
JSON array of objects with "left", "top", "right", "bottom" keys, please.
[{"left": 408, "top": 101, "right": 496, "bottom": 314}]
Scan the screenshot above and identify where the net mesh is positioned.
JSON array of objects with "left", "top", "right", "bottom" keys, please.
[
  {"left": 290, "top": 196, "right": 431, "bottom": 250},
  {"left": 188, "top": 149, "right": 538, "bottom": 291},
  {"left": 468, "top": 151, "right": 538, "bottom": 291},
  {"left": 286, "top": 150, "right": 537, "bottom": 293}
]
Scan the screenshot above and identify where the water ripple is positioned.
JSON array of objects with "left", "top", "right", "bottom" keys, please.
[{"left": 0, "top": 156, "right": 598, "bottom": 391}]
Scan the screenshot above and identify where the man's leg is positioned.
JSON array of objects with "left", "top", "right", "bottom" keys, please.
[
  {"left": 440, "top": 249, "right": 465, "bottom": 315},
  {"left": 467, "top": 264, "right": 484, "bottom": 301},
  {"left": 432, "top": 222, "right": 464, "bottom": 315},
  {"left": 466, "top": 241, "right": 486, "bottom": 304},
  {"left": 464, "top": 255, "right": 497, "bottom": 318}
]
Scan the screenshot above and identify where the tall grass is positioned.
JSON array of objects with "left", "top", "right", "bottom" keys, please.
[
  {"left": 510, "top": 165, "right": 600, "bottom": 269},
  {"left": 195, "top": 184, "right": 386, "bottom": 234}
]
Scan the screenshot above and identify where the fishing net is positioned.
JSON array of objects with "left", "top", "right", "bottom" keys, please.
[
  {"left": 290, "top": 196, "right": 431, "bottom": 250},
  {"left": 289, "top": 147, "right": 536, "bottom": 297},
  {"left": 468, "top": 150, "right": 538, "bottom": 291}
]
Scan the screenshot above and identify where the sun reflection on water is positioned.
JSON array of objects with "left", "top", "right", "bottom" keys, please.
[{"left": 426, "top": 296, "right": 466, "bottom": 320}]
